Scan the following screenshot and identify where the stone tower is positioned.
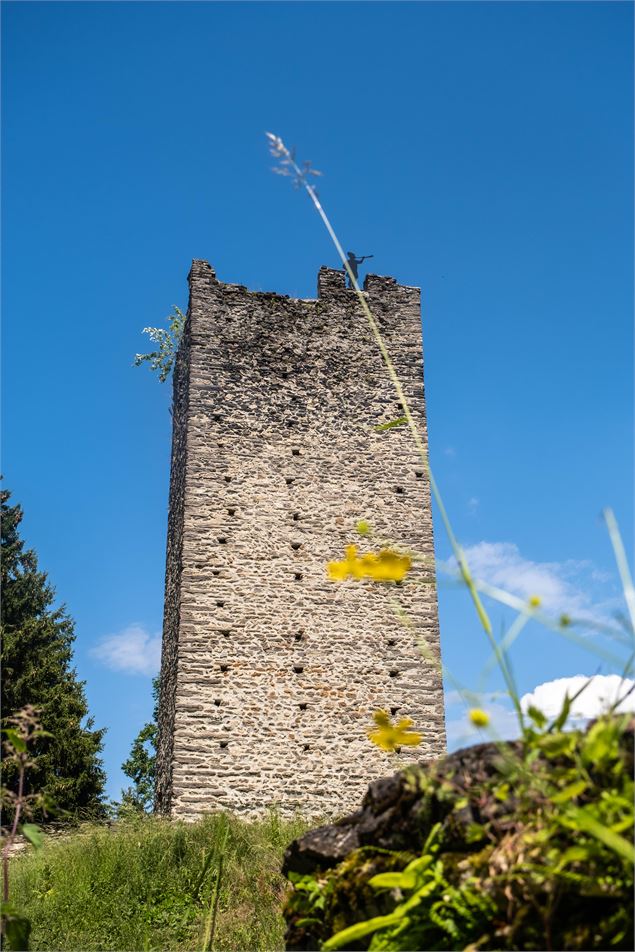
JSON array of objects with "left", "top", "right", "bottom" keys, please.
[{"left": 155, "top": 260, "right": 446, "bottom": 820}]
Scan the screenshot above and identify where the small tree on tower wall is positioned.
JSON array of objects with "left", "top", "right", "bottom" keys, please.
[{"left": 1, "top": 489, "right": 106, "bottom": 821}]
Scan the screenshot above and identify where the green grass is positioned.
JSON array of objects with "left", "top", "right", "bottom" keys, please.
[{"left": 12, "top": 812, "right": 312, "bottom": 951}]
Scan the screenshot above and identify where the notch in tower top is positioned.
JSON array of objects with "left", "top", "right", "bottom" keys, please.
[
  {"left": 316, "top": 266, "right": 418, "bottom": 300},
  {"left": 188, "top": 259, "right": 420, "bottom": 304}
]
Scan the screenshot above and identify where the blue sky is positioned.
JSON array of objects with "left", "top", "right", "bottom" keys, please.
[{"left": 2, "top": 1, "right": 633, "bottom": 801}]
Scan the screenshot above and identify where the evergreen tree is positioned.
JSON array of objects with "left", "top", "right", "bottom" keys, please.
[
  {"left": 1, "top": 489, "right": 106, "bottom": 820},
  {"left": 120, "top": 677, "right": 158, "bottom": 812}
]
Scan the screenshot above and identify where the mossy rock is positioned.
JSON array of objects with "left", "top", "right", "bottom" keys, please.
[{"left": 282, "top": 716, "right": 634, "bottom": 950}]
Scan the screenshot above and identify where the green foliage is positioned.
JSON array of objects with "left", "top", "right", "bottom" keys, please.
[
  {"left": 286, "top": 712, "right": 634, "bottom": 951},
  {"left": 119, "top": 678, "right": 159, "bottom": 814},
  {"left": 134, "top": 306, "right": 185, "bottom": 383},
  {"left": 2, "top": 707, "right": 50, "bottom": 950},
  {"left": 12, "top": 812, "right": 310, "bottom": 951},
  {"left": 2, "top": 901, "right": 32, "bottom": 952},
  {"left": 1, "top": 490, "right": 106, "bottom": 822}
]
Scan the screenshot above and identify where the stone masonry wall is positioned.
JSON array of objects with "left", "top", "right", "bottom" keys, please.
[
  {"left": 155, "top": 312, "right": 191, "bottom": 815},
  {"left": 155, "top": 259, "right": 446, "bottom": 820}
]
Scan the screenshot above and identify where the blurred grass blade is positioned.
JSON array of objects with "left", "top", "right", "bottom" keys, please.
[
  {"left": 481, "top": 610, "right": 532, "bottom": 681},
  {"left": 603, "top": 508, "right": 635, "bottom": 637},
  {"left": 550, "top": 677, "right": 593, "bottom": 732},
  {"left": 469, "top": 578, "right": 630, "bottom": 667},
  {"left": 202, "top": 817, "right": 230, "bottom": 951},
  {"left": 266, "top": 131, "right": 494, "bottom": 640},
  {"left": 375, "top": 416, "right": 408, "bottom": 431}
]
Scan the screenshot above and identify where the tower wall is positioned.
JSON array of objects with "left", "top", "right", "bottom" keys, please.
[{"left": 155, "top": 260, "right": 446, "bottom": 819}]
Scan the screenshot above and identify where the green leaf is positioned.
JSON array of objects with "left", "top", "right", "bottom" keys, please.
[
  {"left": 322, "top": 912, "right": 404, "bottom": 950},
  {"left": 465, "top": 823, "right": 487, "bottom": 844},
  {"left": 552, "top": 693, "right": 572, "bottom": 732},
  {"left": 403, "top": 854, "right": 434, "bottom": 876},
  {"left": 494, "top": 782, "right": 510, "bottom": 802},
  {"left": 550, "top": 780, "right": 588, "bottom": 804},
  {"left": 401, "top": 877, "right": 440, "bottom": 911},
  {"left": 374, "top": 417, "right": 408, "bottom": 431},
  {"left": 2, "top": 910, "right": 32, "bottom": 951},
  {"left": 369, "top": 871, "right": 415, "bottom": 890},
  {"left": 551, "top": 678, "right": 592, "bottom": 732},
  {"left": 289, "top": 873, "right": 319, "bottom": 891},
  {"left": 611, "top": 816, "right": 634, "bottom": 834},
  {"left": 527, "top": 705, "right": 547, "bottom": 729},
  {"left": 539, "top": 733, "right": 576, "bottom": 758},
  {"left": 555, "top": 845, "right": 590, "bottom": 870},
  {"left": 21, "top": 824, "right": 44, "bottom": 850},
  {"left": 2, "top": 729, "right": 27, "bottom": 754},
  {"left": 566, "top": 807, "right": 635, "bottom": 864},
  {"left": 420, "top": 822, "right": 442, "bottom": 855},
  {"left": 582, "top": 719, "right": 616, "bottom": 764}
]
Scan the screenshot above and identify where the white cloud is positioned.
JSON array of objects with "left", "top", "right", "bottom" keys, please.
[
  {"left": 443, "top": 540, "right": 620, "bottom": 625},
  {"left": 92, "top": 623, "right": 161, "bottom": 677},
  {"left": 521, "top": 674, "right": 635, "bottom": 722},
  {"left": 467, "top": 497, "right": 479, "bottom": 514}
]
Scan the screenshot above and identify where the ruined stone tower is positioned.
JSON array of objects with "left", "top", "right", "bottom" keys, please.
[{"left": 155, "top": 260, "right": 446, "bottom": 820}]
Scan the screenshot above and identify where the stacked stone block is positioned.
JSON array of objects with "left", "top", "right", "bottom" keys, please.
[{"left": 155, "top": 260, "right": 446, "bottom": 819}]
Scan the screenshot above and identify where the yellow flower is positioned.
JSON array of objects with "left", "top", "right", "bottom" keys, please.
[
  {"left": 559, "top": 613, "right": 571, "bottom": 628},
  {"left": 356, "top": 520, "right": 371, "bottom": 536},
  {"left": 326, "top": 561, "right": 350, "bottom": 581},
  {"left": 326, "top": 545, "right": 359, "bottom": 581},
  {"left": 369, "top": 550, "right": 412, "bottom": 582},
  {"left": 528, "top": 595, "right": 541, "bottom": 609},
  {"left": 367, "top": 709, "right": 423, "bottom": 752},
  {"left": 468, "top": 708, "right": 490, "bottom": 728},
  {"left": 327, "top": 546, "right": 411, "bottom": 583}
]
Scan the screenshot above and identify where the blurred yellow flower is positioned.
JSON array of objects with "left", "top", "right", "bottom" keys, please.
[
  {"left": 559, "top": 613, "right": 571, "bottom": 628},
  {"left": 528, "top": 595, "right": 542, "bottom": 609},
  {"left": 367, "top": 709, "right": 422, "bottom": 752},
  {"left": 327, "top": 546, "right": 411, "bottom": 583},
  {"left": 469, "top": 708, "right": 490, "bottom": 728},
  {"left": 356, "top": 520, "right": 371, "bottom": 536},
  {"left": 326, "top": 545, "right": 359, "bottom": 581}
]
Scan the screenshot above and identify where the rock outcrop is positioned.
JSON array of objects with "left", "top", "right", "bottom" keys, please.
[{"left": 282, "top": 718, "right": 634, "bottom": 951}]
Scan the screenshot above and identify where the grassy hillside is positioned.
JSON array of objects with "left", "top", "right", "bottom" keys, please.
[{"left": 12, "top": 812, "right": 311, "bottom": 951}]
